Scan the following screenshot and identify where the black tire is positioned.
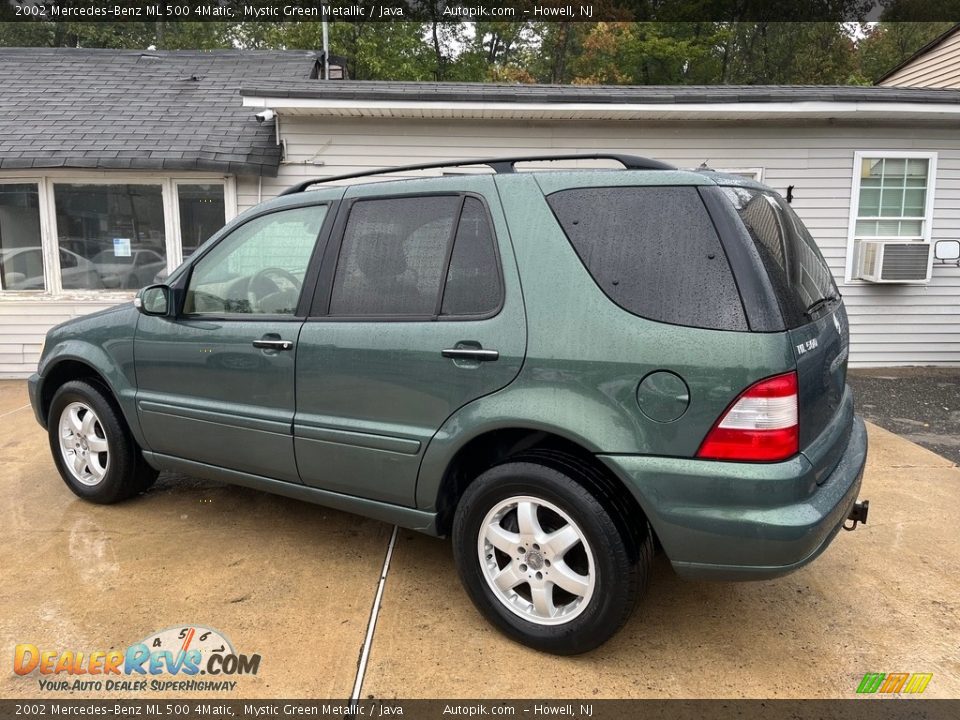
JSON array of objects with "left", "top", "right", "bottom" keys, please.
[
  {"left": 47, "top": 379, "right": 158, "bottom": 504},
  {"left": 452, "top": 460, "right": 652, "bottom": 655}
]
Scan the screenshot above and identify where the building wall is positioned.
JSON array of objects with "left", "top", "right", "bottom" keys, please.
[
  {"left": 239, "top": 116, "right": 960, "bottom": 368},
  {"left": 881, "top": 30, "right": 960, "bottom": 89}
]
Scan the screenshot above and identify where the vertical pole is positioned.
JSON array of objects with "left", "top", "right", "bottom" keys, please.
[{"left": 321, "top": 0, "right": 330, "bottom": 80}]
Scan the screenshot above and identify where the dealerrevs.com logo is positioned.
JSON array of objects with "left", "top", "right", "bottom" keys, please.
[{"left": 13, "top": 625, "right": 261, "bottom": 692}]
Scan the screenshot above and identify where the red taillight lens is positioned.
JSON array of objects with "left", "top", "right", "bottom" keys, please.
[{"left": 696, "top": 371, "right": 799, "bottom": 462}]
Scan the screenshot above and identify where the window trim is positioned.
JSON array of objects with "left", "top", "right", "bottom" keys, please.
[
  {"left": 0, "top": 171, "right": 237, "bottom": 296},
  {"left": 308, "top": 191, "right": 506, "bottom": 323},
  {"left": 844, "top": 150, "right": 937, "bottom": 283},
  {"left": 172, "top": 179, "right": 237, "bottom": 271},
  {"left": 0, "top": 178, "right": 47, "bottom": 293}
]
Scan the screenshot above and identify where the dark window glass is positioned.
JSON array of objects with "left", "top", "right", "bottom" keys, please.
[
  {"left": 0, "top": 184, "right": 44, "bottom": 290},
  {"left": 547, "top": 186, "right": 747, "bottom": 331},
  {"left": 721, "top": 187, "right": 837, "bottom": 329},
  {"left": 185, "top": 206, "right": 326, "bottom": 315},
  {"left": 441, "top": 198, "right": 501, "bottom": 316},
  {"left": 330, "top": 196, "right": 460, "bottom": 316},
  {"left": 54, "top": 184, "right": 165, "bottom": 290},
  {"left": 178, "top": 184, "right": 226, "bottom": 260}
]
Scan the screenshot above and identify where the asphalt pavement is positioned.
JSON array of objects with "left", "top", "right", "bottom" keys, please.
[{"left": 848, "top": 367, "right": 960, "bottom": 466}]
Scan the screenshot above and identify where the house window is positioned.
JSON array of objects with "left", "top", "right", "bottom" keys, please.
[
  {"left": 846, "top": 151, "right": 937, "bottom": 281},
  {"left": 54, "top": 184, "right": 167, "bottom": 290},
  {"left": 716, "top": 168, "right": 764, "bottom": 182},
  {"left": 0, "top": 183, "right": 43, "bottom": 290},
  {"left": 0, "top": 176, "right": 233, "bottom": 295},
  {"left": 177, "top": 183, "right": 227, "bottom": 260}
]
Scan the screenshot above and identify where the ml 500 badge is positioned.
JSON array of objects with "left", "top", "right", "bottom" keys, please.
[{"left": 796, "top": 338, "right": 819, "bottom": 355}]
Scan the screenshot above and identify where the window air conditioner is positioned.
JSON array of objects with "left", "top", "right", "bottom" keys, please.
[{"left": 857, "top": 240, "right": 932, "bottom": 283}]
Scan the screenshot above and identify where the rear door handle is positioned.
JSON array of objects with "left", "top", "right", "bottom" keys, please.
[
  {"left": 441, "top": 348, "right": 499, "bottom": 361},
  {"left": 253, "top": 338, "right": 294, "bottom": 351}
]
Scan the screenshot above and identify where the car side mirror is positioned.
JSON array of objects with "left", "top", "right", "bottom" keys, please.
[
  {"left": 934, "top": 240, "right": 960, "bottom": 266},
  {"left": 135, "top": 284, "right": 171, "bottom": 316}
]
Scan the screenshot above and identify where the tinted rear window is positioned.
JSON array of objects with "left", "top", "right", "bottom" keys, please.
[
  {"left": 721, "top": 187, "right": 837, "bottom": 329},
  {"left": 547, "top": 186, "right": 747, "bottom": 331}
]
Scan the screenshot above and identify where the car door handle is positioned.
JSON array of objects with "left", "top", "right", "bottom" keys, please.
[
  {"left": 252, "top": 338, "right": 294, "bottom": 351},
  {"left": 441, "top": 348, "right": 499, "bottom": 361}
]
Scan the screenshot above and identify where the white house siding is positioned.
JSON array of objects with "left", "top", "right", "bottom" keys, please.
[
  {"left": 0, "top": 300, "right": 120, "bottom": 375},
  {"left": 882, "top": 30, "right": 960, "bottom": 89},
  {"left": 239, "top": 116, "right": 960, "bottom": 368}
]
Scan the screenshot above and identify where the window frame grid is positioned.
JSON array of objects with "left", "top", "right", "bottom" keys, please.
[
  {"left": 844, "top": 150, "right": 937, "bottom": 283},
  {"left": 0, "top": 172, "right": 236, "bottom": 296}
]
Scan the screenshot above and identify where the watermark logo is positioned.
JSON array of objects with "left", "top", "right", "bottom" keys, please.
[
  {"left": 13, "top": 625, "right": 260, "bottom": 693},
  {"left": 856, "top": 672, "right": 932, "bottom": 695}
]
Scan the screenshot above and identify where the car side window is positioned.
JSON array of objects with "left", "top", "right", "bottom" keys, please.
[
  {"left": 329, "top": 196, "right": 459, "bottom": 316},
  {"left": 184, "top": 205, "right": 327, "bottom": 316},
  {"left": 548, "top": 186, "right": 748, "bottom": 331},
  {"left": 441, "top": 197, "right": 502, "bottom": 316},
  {"left": 327, "top": 195, "right": 502, "bottom": 319}
]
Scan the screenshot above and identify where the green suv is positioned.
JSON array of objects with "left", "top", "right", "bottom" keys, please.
[{"left": 29, "top": 154, "right": 868, "bottom": 655}]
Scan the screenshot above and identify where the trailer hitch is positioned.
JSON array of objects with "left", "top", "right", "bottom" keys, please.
[{"left": 844, "top": 499, "right": 869, "bottom": 531}]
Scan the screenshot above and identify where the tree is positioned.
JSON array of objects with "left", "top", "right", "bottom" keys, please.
[{"left": 857, "top": 22, "right": 954, "bottom": 83}]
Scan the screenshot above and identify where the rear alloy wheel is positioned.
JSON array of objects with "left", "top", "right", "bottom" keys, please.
[
  {"left": 453, "top": 461, "right": 651, "bottom": 655},
  {"left": 479, "top": 495, "right": 596, "bottom": 625},
  {"left": 48, "top": 380, "right": 157, "bottom": 504}
]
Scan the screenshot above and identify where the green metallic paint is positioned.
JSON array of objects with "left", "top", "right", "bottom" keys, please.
[
  {"left": 636, "top": 371, "right": 691, "bottom": 423},
  {"left": 295, "top": 176, "right": 527, "bottom": 507},
  {"left": 602, "top": 414, "right": 866, "bottom": 579},
  {"left": 143, "top": 451, "right": 438, "bottom": 533},
  {"left": 31, "top": 304, "right": 146, "bottom": 444},
  {"left": 134, "top": 314, "right": 301, "bottom": 482},
  {"left": 415, "top": 173, "right": 795, "bottom": 508}
]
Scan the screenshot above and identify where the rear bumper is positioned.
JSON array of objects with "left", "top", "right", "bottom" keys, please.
[{"left": 600, "top": 414, "right": 868, "bottom": 581}]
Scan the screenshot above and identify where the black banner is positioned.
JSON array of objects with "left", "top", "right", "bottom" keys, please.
[
  {"left": 1, "top": 700, "right": 960, "bottom": 719},
  {"left": 1, "top": 0, "right": 960, "bottom": 24}
]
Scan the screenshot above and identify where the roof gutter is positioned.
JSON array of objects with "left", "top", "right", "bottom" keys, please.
[{"left": 241, "top": 95, "right": 960, "bottom": 122}]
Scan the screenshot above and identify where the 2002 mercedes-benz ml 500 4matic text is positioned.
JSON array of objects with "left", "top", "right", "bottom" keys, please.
[{"left": 30, "top": 154, "right": 869, "bottom": 655}]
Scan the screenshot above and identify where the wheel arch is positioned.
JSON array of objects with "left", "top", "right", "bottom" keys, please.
[
  {"left": 426, "top": 425, "right": 655, "bottom": 559},
  {"left": 37, "top": 351, "right": 145, "bottom": 446}
]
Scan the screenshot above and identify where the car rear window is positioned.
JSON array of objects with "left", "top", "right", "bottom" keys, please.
[
  {"left": 720, "top": 186, "right": 837, "bottom": 329},
  {"left": 547, "top": 186, "right": 748, "bottom": 331}
]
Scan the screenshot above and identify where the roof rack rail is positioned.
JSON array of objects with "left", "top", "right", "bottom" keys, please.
[{"left": 279, "top": 153, "right": 675, "bottom": 195}]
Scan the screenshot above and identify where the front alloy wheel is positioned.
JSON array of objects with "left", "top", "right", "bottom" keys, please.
[
  {"left": 48, "top": 379, "right": 157, "bottom": 504},
  {"left": 58, "top": 402, "right": 110, "bottom": 486}
]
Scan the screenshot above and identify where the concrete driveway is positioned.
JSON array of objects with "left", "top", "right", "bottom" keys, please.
[{"left": 1, "top": 380, "right": 958, "bottom": 699}]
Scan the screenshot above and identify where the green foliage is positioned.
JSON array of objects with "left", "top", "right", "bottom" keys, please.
[
  {"left": 0, "top": 18, "right": 954, "bottom": 87},
  {"left": 857, "top": 22, "right": 954, "bottom": 82}
]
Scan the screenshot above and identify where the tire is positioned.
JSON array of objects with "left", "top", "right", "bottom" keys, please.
[
  {"left": 452, "top": 460, "right": 652, "bottom": 655},
  {"left": 48, "top": 379, "right": 158, "bottom": 504}
]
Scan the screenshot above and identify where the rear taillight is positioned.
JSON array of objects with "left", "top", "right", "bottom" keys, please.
[{"left": 696, "top": 371, "right": 799, "bottom": 462}]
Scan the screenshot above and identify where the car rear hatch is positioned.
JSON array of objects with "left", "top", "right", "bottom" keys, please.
[{"left": 721, "top": 185, "right": 852, "bottom": 480}]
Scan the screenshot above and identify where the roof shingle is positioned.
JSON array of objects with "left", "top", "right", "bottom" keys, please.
[{"left": 0, "top": 48, "right": 321, "bottom": 177}]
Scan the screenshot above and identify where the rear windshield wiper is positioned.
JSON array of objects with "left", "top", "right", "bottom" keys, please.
[{"left": 804, "top": 293, "right": 840, "bottom": 318}]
